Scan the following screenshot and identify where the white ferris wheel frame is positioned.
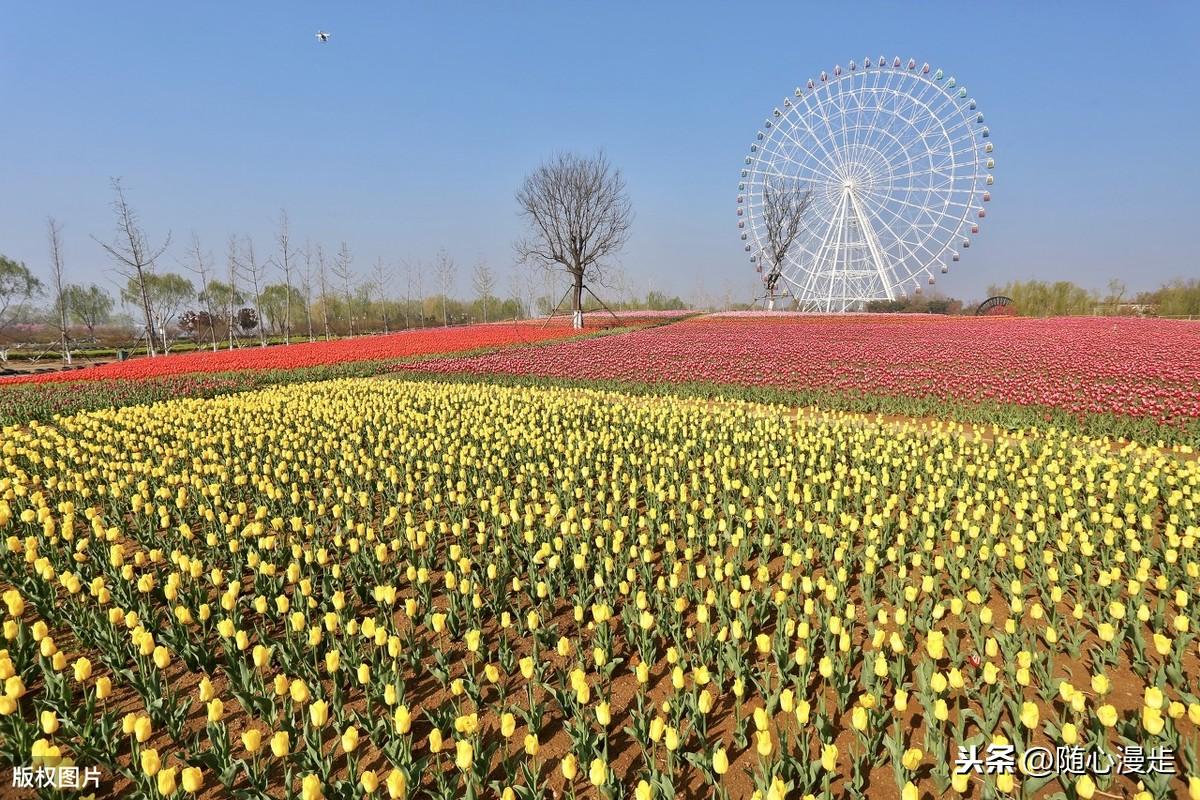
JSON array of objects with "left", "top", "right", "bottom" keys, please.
[{"left": 737, "top": 57, "right": 994, "bottom": 312}]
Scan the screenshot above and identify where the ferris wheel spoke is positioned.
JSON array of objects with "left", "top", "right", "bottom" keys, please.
[
  {"left": 784, "top": 95, "right": 850, "bottom": 179},
  {"left": 753, "top": 146, "right": 840, "bottom": 188},
  {"left": 853, "top": 187, "right": 944, "bottom": 277},
  {"left": 800, "top": 86, "right": 855, "bottom": 176},
  {"left": 763, "top": 113, "right": 847, "bottom": 185}
]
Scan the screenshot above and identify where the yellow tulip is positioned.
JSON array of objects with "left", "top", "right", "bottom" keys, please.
[
  {"left": 342, "top": 725, "right": 360, "bottom": 754},
  {"left": 360, "top": 770, "right": 380, "bottom": 794},
  {"left": 270, "top": 731, "right": 290, "bottom": 758},
  {"left": 310, "top": 699, "right": 329, "bottom": 727},
  {"left": 821, "top": 743, "right": 838, "bottom": 772},
  {"left": 588, "top": 757, "right": 607, "bottom": 787},
  {"left": 242, "top": 729, "right": 263, "bottom": 754},
  {"left": 141, "top": 747, "right": 161, "bottom": 777},
  {"left": 386, "top": 768, "right": 408, "bottom": 799},
  {"left": 289, "top": 678, "right": 310, "bottom": 705},
  {"left": 1142, "top": 706, "right": 1165, "bottom": 736},
  {"left": 455, "top": 740, "right": 474, "bottom": 771},
  {"left": 181, "top": 766, "right": 203, "bottom": 794},
  {"left": 926, "top": 630, "right": 945, "bottom": 660},
  {"left": 301, "top": 773, "right": 323, "bottom": 800},
  {"left": 1020, "top": 702, "right": 1039, "bottom": 730},
  {"left": 713, "top": 746, "right": 729, "bottom": 775},
  {"left": 394, "top": 704, "right": 412, "bottom": 734},
  {"left": 561, "top": 753, "right": 578, "bottom": 780},
  {"left": 157, "top": 766, "right": 178, "bottom": 797}
]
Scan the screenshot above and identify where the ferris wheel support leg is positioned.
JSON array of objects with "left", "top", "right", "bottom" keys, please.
[{"left": 848, "top": 188, "right": 896, "bottom": 302}]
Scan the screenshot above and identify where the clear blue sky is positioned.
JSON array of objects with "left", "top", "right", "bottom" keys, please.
[{"left": 2, "top": 2, "right": 1198, "bottom": 304}]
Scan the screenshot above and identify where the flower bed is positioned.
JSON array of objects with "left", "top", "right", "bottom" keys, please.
[
  {"left": 1, "top": 379, "right": 1196, "bottom": 799},
  {"left": 399, "top": 315, "right": 1200, "bottom": 439}
]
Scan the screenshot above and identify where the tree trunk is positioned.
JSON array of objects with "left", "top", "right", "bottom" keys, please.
[
  {"left": 571, "top": 272, "right": 584, "bottom": 330},
  {"left": 138, "top": 276, "right": 157, "bottom": 357}
]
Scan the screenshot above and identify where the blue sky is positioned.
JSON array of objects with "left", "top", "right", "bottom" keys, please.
[{"left": 2, "top": 2, "right": 1198, "bottom": 304}]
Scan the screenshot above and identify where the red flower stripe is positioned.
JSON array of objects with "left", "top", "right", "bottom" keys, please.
[{"left": 401, "top": 315, "right": 1200, "bottom": 423}]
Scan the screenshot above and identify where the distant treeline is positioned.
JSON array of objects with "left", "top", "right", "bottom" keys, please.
[
  {"left": 984, "top": 278, "right": 1200, "bottom": 318},
  {"left": 863, "top": 278, "right": 1200, "bottom": 317}
]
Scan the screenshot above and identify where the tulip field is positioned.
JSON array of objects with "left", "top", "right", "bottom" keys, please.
[
  {"left": 0, "top": 320, "right": 642, "bottom": 426},
  {"left": 2, "top": 314, "right": 1200, "bottom": 800},
  {"left": 402, "top": 315, "right": 1200, "bottom": 445}
]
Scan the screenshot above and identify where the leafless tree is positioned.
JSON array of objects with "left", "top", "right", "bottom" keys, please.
[
  {"left": 471, "top": 260, "right": 496, "bottom": 323},
  {"left": 434, "top": 249, "right": 456, "bottom": 327},
  {"left": 274, "top": 210, "right": 296, "bottom": 344},
  {"left": 316, "top": 244, "right": 331, "bottom": 340},
  {"left": 46, "top": 217, "right": 71, "bottom": 364},
  {"left": 225, "top": 235, "right": 240, "bottom": 349},
  {"left": 760, "top": 175, "right": 812, "bottom": 310},
  {"left": 238, "top": 237, "right": 268, "bottom": 347},
  {"left": 506, "top": 266, "right": 525, "bottom": 319},
  {"left": 184, "top": 233, "right": 219, "bottom": 350},
  {"left": 94, "top": 178, "right": 171, "bottom": 355},
  {"left": 372, "top": 257, "right": 392, "bottom": 333},
  {"left": 332, "top": 241, "right": 355, "bottom": 335},
  {"left": 401, "top": 261, "right": 414, "bottom": 329},
  {"left": 515, "top": 151, "right": 632, "bottom": 328},
  {"left": 414, "top": 260, "right": 425, "bottom": 328},
  {"left": 300, "top": 240, "right": 315, "bottom": 341}
]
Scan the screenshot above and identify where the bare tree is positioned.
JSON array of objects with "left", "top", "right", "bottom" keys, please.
[
  {"left": 759, "top": 175, "right": 812, "bottom": 310},
  {"left": 371, "top": 257, "right": 392, "bottom": 334},
  {"left": 401, "top": 260, "right": 414, "bottom": 329},
  {"left": 332, "top": 242, "right": 355, "bottom": 335},
  {"left": 94, "top": 178, "right": 171, "bottom": 355},
  {"left": 414, "top": 260, "right": 425, "bottom": 328},
  {"left": 301, "top": 240, "right": 315, "bottom": 341},
  {"left": 238, "top": 237, "right": 269, "bottom": 347},
  {"left": 506, "top": 266, "right": 525, "bottom": 319},
  {"left": 471, "top": 260, "right": 496, "bottom": 323},
  {"left": 185, "top": 233, "right": 219, "bottom": 350},
  {"left": 47, "top": 218, "right": 71, "bottom": 364},
  {"left": 273, "top": 210, "right": 298, "bottom": 344},
  {"left": 316, "top": 244, "right": 331, "bottom": 340},
  {"left": 515, "top": 151, "right": 633, "bottom": 328},
  {"left": 434, "top": 249, "right": 456, "bottom": 327},
  {"left": 225, "top": 235, "right": 240, "bottom": 349}
]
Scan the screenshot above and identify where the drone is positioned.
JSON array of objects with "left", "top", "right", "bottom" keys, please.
[{"left": 315, "top": 31, "right": 330, "bottom": 42}]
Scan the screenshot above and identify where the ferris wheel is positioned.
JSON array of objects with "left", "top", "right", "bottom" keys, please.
[{"left": 737, "top": 57, "right": 993, "bottom": 311}]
